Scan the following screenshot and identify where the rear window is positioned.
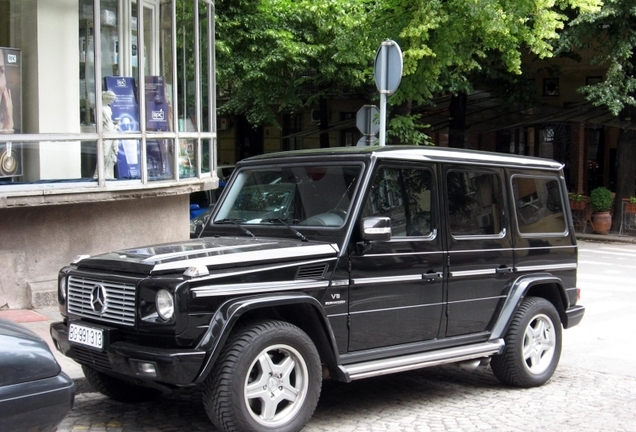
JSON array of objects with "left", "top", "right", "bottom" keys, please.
[{"left": 512, "top": 175, "right": 566, "bottom": 235}]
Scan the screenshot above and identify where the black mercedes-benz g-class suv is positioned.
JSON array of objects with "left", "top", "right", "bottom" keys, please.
[{"left": 51, "top": 146, "right": 584, "bottom": 432}]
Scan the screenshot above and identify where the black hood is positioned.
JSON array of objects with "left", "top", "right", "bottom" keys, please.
[{"left": 75, "top": 237, "right": 339, "bottom": 275}]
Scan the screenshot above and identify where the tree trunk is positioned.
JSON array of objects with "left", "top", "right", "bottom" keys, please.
[
  {"left": 319, "top": 97, "right": 330, "bottom": 148},
  {"left": 611, "top": 129, "right": 636, "bottom": 231},
  {"left": 448, "top": 93, "right": 467, "bottom": 148}
]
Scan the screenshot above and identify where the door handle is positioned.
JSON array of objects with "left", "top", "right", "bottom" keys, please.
[
  {"left": 496, "top": 266, "right": 514, "bottom": 274},
  {"left": 423, "top": 272, "right": 444, "bottom": 282}
]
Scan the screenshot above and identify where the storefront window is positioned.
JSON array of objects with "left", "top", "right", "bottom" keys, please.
[{"left": 0, "top": 0, "right": 215, "bottom": 194}]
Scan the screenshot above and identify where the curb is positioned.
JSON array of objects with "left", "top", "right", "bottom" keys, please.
[{"left": 576, "top": 233, "right": 636, "bottom": 243}]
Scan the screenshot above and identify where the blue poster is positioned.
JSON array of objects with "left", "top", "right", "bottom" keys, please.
[
  {"left": 145, "top": 76, "right": 170, "bottom": 132},
  {"left": 104, "top": 76, "right": 140, "bottom": 179},
  {"left": 144, "top": 76, "right": 172, "bottom": 179}
]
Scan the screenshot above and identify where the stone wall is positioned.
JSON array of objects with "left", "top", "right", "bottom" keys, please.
[{"left": 0, "top": 194, "right": 189, "bottom": 309}]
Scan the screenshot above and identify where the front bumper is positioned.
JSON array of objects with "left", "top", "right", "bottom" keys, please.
[{"left": 50, "top": 321, "right": 206, "bottom": 386}]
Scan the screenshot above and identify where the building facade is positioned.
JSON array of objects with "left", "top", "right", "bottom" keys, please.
[{"left": 0, "top": 0, "right": 217, "bottom": 309}]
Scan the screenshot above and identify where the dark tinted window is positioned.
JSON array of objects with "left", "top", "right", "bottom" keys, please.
[
  {"left": 363, "top": 167, "right": 434, "bottom": 237},
  {"left": 447, "top": 170, "right": 503, "bottom": 236},
  {"left": 512, "top": 176, "right": 566, "bottom": 234}
]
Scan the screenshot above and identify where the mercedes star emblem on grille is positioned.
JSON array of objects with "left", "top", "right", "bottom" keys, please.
[{"left": 90, "top": 284, "right": 107, "bottom": 314}]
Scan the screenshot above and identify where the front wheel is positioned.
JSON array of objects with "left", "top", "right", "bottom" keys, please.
[
  {"left": 202, "top": 320, "right": 322, "bottom": 432},
  {"left": 491, "top": 297, "right": 562, "bottom": 388}
]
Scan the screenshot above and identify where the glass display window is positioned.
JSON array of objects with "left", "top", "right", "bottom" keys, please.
[{"left": 0, "top": 0, "right": 215, "bottom": 193}]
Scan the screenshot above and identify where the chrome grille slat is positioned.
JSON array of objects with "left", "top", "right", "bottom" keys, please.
[{"left": 67, "top": 276, "right": 137, "bottom": 326}]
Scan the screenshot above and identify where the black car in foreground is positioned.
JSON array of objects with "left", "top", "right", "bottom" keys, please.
[
  {"left": 52, "top": 146, "right": 584, "bottom": 432},
  {"left": 1, "top": 318, "right": 75, "bottom": 432}
]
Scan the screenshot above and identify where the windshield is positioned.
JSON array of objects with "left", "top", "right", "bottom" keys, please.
[{"left": 214, "top": 164, "right": 362, "bottom": 227}]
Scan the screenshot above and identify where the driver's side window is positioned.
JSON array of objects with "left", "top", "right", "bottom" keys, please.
[{"left": 363, "top": 166, "right": 434, "bottom": 237}]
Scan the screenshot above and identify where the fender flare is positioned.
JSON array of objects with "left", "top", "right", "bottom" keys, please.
[
  {"left": 490, "top": 273, "right": 568, "bottom": 340},
  {"left": 192, "top": 292, "right": 340, "bottom": 384}
]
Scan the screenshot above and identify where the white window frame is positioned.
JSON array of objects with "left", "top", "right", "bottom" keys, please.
[{"left": 0, "top": 0, "right": 217, "bottom": 204}]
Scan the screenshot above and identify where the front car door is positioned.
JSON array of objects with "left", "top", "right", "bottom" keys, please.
[{"left": 348, "top": 162, "right": 444, "bottom": 351}]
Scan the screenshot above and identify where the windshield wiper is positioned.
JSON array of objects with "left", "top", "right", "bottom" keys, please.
[
  {"left": 215, "top": 218, "right": 255, "bottom": 238},
  {"left": 262, "top": 218, "right": 308, "bottom": 242}
]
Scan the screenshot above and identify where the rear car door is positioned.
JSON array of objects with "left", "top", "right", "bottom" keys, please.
[{"left": 443, "top": 165, "right": 513, "bottom": 337}]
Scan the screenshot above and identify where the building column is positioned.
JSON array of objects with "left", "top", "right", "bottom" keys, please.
[{"left": 570, "top": 122, "right": 586, "bottom": 194}]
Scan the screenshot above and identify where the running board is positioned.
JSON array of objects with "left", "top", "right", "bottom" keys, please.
[{"left": 339, "top": 339, "right": 505, "bottom": 381}]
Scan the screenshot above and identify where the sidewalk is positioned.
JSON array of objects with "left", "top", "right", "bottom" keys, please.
[{"left": 576, "top": 232, "right": 636, "bottom": 243}]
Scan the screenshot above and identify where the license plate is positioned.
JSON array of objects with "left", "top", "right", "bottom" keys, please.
[{"left": 69, "top": 323, "right": 104, "bottom": 349}]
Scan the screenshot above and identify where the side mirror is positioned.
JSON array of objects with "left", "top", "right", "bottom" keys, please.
[{"left": 360, "top": 217, "right": 392, "bottom": 242}]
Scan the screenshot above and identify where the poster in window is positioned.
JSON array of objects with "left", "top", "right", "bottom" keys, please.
[
  {"left": 144, "top": 76, "right": 172, "bottom": 179},
  {"left": 104, "top": 76, "right": 140, "bottom": 179},
  {"left": 0, "top": 47, "right": 23, "bottom": 178}
]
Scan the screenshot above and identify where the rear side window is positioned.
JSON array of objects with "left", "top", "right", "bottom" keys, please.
[
  {"left": 447, "top": 170, "right": 503, "bottom": 237},
  {"left": 512, "top": 175, "right": 566, "bottom": 235}
]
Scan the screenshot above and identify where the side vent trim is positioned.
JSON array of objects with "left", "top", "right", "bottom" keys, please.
[{"left": 296, "top": 264, "right": 328, "bottom": 280}]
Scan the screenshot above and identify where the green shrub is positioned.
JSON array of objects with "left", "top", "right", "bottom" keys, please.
[{"left": 589, "top": 187, "right": 613, "bottom": 212}]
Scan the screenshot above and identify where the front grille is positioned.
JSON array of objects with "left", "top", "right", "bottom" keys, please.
[{"left": 67, "top": 276, "right": 136, "bottom": 326}]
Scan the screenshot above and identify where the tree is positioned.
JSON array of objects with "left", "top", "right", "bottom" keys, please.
[
  {"left": 562, "top": 0, "right": 636, "bottom": 229},
  {"left": 212, "top": 0, "right": 602, "bottom": 148},
  {"left": 214, "top": 0, "right": 375, "bottom": 133},
  {"left": 372, "top": 0, "right": 602, "bottom": 146}
]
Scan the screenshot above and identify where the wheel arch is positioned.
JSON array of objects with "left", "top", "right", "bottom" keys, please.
[
  {"left": 491, "top": 274, "right": 569, "bottom": 340},
  {"left": 193, "top": 293, "right": 342, "bottom": 384}
]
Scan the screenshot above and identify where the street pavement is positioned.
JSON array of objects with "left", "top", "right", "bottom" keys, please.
[{"left": 2, "top": 235, "right": 636, "bottom": 431}]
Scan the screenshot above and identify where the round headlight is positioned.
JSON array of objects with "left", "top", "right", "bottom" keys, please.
[
  {"left": 58, "top": 276, "right": 67, "bottom": 302},
  {"left": 156, "top": 289, "right": 174, "bottom": 321}
]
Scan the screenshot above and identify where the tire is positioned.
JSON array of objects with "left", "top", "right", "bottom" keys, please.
[
  {"left": 82, "top": 365, "right": 162, "bottom": 403},
  {"left": 202, "top": 320, "right": 322, "bottom": 432},
  {"left": 491, "top": 297, "right": 562, "bottom": 388}
]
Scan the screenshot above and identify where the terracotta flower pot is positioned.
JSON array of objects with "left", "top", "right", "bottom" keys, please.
[
  {"left": 626, "top": 203, "right": 636, "bottom": 214},
  {"left": 569, "top": 200, "right": 586, "bottom": 211},
  {"left": 591, "top": 211, "right": 612, "bottom": 235}
]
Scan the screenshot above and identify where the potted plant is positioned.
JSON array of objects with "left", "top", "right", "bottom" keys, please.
[
  {"left": 625, "top": 197, "right": 636, "bottom": 214},
  {"left": 589, "top": 186, "right": 614, "bottom": 234},
  {"left": 568, "top": 193, "right": 587, "bottom": 210}
]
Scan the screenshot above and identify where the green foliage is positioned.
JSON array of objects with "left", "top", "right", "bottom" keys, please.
[
  {"left": 387, "top": 114, "right": 433, "bottom": 145},
  {"left": 379, "top": 0, "right": 602, "bottom": 109},
  {"left": 568, "top": 193, "right": 586, "bottom": 202},
  {"left": 563, "top": 0, "right": 636, "bottom": 116},
  {"left": 214, "top": 0, "right": 376, "bottom": 127},
  {"left": 183, "top": 0, "right": 603, "bottom": 142},
  {"left": 589, "top": 187, "right": 614, "bottom": 212}
]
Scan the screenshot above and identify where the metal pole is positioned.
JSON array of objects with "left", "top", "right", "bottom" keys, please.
[{"left": 379, "top": 43, "right": 387, "bottom": 146}]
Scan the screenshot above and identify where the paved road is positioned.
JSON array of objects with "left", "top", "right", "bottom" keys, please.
[{"left": 57, "top": 240, "right": 636, "bottom": 431}]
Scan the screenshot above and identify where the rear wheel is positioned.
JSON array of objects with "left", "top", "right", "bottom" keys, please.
[
  {"left": 202, "top": 320, "right": 322, "bottom": 432},
  {"left": 491, "top": 297, "right": 562, "bottom": 387},
  {"left": 82, "top": 365, "right": 162, "bottom": 403}
]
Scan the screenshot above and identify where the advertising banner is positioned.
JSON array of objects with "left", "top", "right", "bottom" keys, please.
[
  {"left": 0, "top": 47, "right": 23, "bottom": 178},
  {"left": 104, "top": 76, "right": 140, "bottom": 179},
  {"left": 145, "top": 76, "right": 172, "bottom": 179},
  {"left": 103, "top": 76, "right": 171, "bottom": 180}
]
